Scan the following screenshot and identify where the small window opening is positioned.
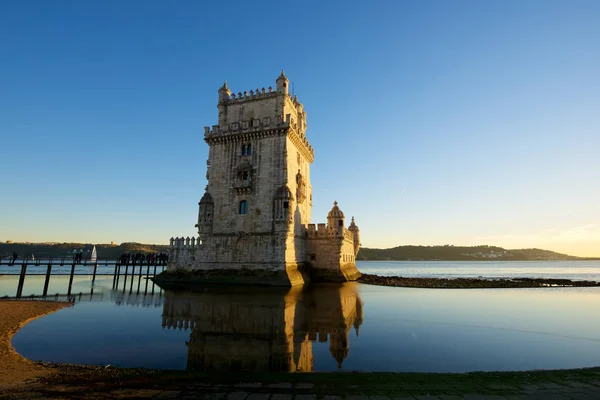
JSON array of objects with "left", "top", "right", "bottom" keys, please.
[
  {"left": 241, "top": 145, "right": 247, "bottom": 156},
  {"left": 239, "top": 200, "right": 248, "bottom": 215},
  {"left": 283, "top": 201, "right": 289, "bottom": 209},
  {"left": 242, "top": 171, "right": 249, "bottom": 180},
  {"left": 338, "top": 220, "right": 343, "bottom": 227}
]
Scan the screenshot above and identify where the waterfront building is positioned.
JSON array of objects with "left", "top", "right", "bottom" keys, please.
[{"left": 168, "top": 72, "right": 361, "bottom": 285}]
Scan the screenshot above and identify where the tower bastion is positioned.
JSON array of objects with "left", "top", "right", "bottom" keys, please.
[{"left": 160, "top": 72, "right": 361, "bottom": 286}]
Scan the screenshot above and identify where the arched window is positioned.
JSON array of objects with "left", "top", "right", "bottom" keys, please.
[
  {"left": 241, "top": 145, "right": 247, "bottom": 156},
  {"left": 239, "top": 200, "right": 248, "bottom": 215},
  {"left": 247, "top": 144, "right": 252, "bottom": 155}
]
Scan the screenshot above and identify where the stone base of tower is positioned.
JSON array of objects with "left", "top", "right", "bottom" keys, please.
[
  {"left": 153, "top": 265, "right": 308, "bottom": 287},
  {"left": 162, "top": 234, "right": 311, "bottom": 286},
  {"left": 306, "top": 263, "right": 361, "bottom": 283},
  {"left": 164, "top": 209, "right": 363, "bottom": 287}
]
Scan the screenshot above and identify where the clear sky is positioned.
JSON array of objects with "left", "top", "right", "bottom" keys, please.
[{"left": 1, "top": 1, "right": 599, "bottom": 256}]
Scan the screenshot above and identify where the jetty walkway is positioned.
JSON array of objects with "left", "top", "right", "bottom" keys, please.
[{"left": 0, "top": 257, "right": 167, "bottom": 297}]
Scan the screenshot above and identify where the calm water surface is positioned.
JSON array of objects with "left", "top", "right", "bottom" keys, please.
[
  {"left": 2, "top": 260, "right": 598, "bottom": 280},
  {"left": 358, "top": 260, "right": 600, "bottom": 281},
  {"left": 8, "top": 273, "right": 600, "bottom": 373}
]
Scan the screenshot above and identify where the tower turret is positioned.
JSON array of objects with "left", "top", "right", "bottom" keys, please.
[
  {"left": 196, "top": 191, "right": 214, "bottom": 240},
  {"left": 327, "top": 201, "right": 345, "bottom": 236},
  {"left": 347, "top": 216, "right": 360, "bottom": 256},
  {"left": 218, "top": 81, "right": 231, "bottom": 102},
  {"left": 217, "top": 81, "right": 231, "bottom": 126},
  {"left": 329, "top": 328, "right": 349, "bottom": 370},
  {"left": 276, "top": 70, "right": 289, "bottom": 95}
]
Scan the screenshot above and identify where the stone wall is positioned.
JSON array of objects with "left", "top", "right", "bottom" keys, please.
[
  {"left": 207, "top": 134, "right": 288, "bottom": 234},
  {"left": 306, "top": 225, "right": 360, "bottom": 282}
]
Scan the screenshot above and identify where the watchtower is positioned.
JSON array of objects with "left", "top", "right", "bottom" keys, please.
[{"left": 167, "top": 72, "right": 361, "bottom": 286}]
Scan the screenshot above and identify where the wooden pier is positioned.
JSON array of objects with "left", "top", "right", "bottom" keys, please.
[{"left": 0, "top": 257, "right": 167, "bottom": 298}]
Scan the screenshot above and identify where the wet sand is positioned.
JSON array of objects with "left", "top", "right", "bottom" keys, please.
[{"left": 0, "top": 300, "right": 70, "bottom": 389}]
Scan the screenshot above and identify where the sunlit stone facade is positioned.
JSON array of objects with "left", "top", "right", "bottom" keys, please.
[{"left": 167, "top": 72, "right": 361, "bottom": 285}]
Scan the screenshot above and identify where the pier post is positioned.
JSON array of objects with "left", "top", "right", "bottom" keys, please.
[
  {"left": 144, "top": 276, "right": 149, "bottom": 295},
  {"left": 123, "top": 264, "right": 129, "bottom": 290},
  {"left": 43, "top": 264, "right": 52, "bottom": 296},
  {"left": 67, "top": 263, "right": 76, "bottom": 296},
  {"left": 112, "top": 263, "right": 119, "bottom": 289},
  {"left": 92, "top": 263, "right": 98, "bottom": 284},
  {"left": 129, "top": 262, "right": 135, "bottom": 294},
  {"left": 16, "top": 263, "right": 27, "bottom": 297},
  {"left": 137, "top": 272, "right": 142, "bottom": 294}
]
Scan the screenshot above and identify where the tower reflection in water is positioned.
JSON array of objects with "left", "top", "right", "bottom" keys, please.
[{"left": 160, "top": 283, "right": 363, "bottom": 372}]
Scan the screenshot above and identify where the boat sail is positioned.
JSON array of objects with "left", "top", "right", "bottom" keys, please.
[{"left": 90, "top": 246, "right": 97, "bottom": 263}]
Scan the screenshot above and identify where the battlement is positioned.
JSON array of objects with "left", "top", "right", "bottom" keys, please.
[
  {"left": 223, "top": 87, "right": 279, "bottom": 103},
  {"left": 204, "top": 113, "right": 314, "bottom": 162},
  {"left": 204, "top": 113, "right": 290, "bottom": 136},
  {"left": 170, "top": 236, "right": 200, "bottom": 249},
  {"left": 168, "top": 236, "right": 201, "bottom": 267},
  {"left": 306, "top": 223, "right": 330, "bottom": 237}
]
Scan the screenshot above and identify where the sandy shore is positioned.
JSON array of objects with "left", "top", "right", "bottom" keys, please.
[{"left": 0, "top": 300, "right": 70, "bottom": 389}]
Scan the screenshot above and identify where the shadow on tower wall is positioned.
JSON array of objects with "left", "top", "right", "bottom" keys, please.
[{"left": 160, "top": 283, "right": 363, "bottom": 372}]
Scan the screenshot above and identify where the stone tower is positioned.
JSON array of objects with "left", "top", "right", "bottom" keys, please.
[{"left": 166, "top": 72, "right": 361, "bottom": 286}]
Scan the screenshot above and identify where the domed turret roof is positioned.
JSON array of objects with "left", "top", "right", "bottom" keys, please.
[
  {"left": 218, "top": 80, "right": 229, "bottom": 92},
  {"left": 276, "top": 69, "right": 288, "bottom": 82},
  {"left": 329, "top": 344, "right": 349, "bottom": 370},
  {"left": 348, "top": 216, "right": 359, "bottom": 231},
  {"left": 199, "top": 191, "right": 213, "bottom": 204},
  {"left": 327, "top": 201, "right": 345, "bottom": 219}
]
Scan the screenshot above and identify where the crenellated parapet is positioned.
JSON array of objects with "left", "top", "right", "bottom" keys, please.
[
  {"left": 204, "top": 114, "right": 314, "bottom": 163},
  {"left": 307, "top": 223, "right": 332, "bottom": 238},
  {"left": 168, "top": 236, "right": 201, "bottom": 268},
  {"left": 204, "top": 114, "right": 287, "bottom": 137},
  {"left": 223, "top": 86, "right": 278, "bottom": 103}
]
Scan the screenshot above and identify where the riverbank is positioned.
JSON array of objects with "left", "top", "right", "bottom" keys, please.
[
  {"left": 0, "top": 300, "right": 71, "bottom": 389},
  {"left": 2, "top": 301, "right": 600, "bottom": 399},
  {"left": 358, "top": 273, "right": 600, "bottom": 288}
]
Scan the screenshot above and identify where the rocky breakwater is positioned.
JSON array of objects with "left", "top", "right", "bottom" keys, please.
[{"left": 358, "top": 274, "right": 600, "bottom": 289}]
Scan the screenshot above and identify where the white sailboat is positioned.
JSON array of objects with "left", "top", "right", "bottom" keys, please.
[{"left": 90, "top": 246, "right": 97, "bottom": 263}]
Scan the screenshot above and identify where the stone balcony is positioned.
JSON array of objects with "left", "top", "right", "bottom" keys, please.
[{"left": 234, "top": 179, "right": 252, "bottom": 194}]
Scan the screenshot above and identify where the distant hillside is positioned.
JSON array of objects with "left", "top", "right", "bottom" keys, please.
[
  {"left": 356, "top": 245, "right": 583, "bottom": 261},
  {"left": 0, "top": 242, "right": 169, "bottom": 260},
  {"left": 1, "top": 242, "right": 591, "bottom": 262}
]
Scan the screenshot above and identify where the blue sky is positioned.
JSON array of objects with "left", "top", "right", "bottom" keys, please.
[{"left": 1, "top": 1, "right": 599, "bottom": 256}]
